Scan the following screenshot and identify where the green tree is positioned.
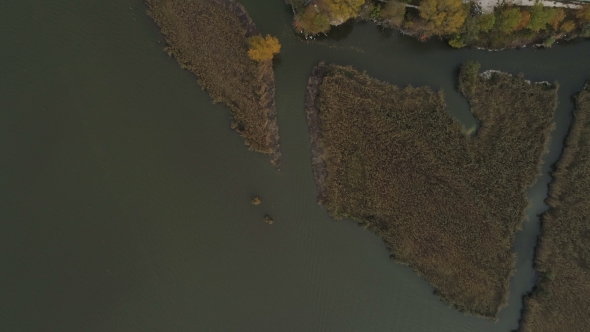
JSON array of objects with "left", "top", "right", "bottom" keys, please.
[
  {"left": 478, "top": 13, "right": 496, "bottom": 33},
  {"left": 498, "top": 8, "right": 522, "bottom": 34},
  {"left": 527, "top": 4, "right": 555, "bottom": 32}
]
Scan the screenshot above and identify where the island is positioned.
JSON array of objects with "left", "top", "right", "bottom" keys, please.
[
  {"left": 146, "top": 0, "right": 281, "bottom": 165},
  {"left": 304, "top": 61, "right": 557, "bottom": 317},
  {"left": 519, "top": 84, "right": 590, "bottom": 332},
  {"left": 287, "top": 0, "right": 590, "bottom": 49}
]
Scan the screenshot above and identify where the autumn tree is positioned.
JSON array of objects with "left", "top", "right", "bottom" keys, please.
[
  {"left": 419, "top": 0, "right": 468, "bottom": 35},
  {"left": 550, "top": 8, "right": 566, "bottom": 30},
  {"left": 516, "top": 11, "right": 531, "bottom": 31},
  {"left": 498, "top": 7, "right": 522, "bottom": 34},
  {"left": 560, "top": 20, "right": 576, "bottom": 33},
  {"left": 380, "top": 1, "right": 406, "bottom": 27},
  {"left": 324, "top": 0, "right": 366, "bottom": 23},
  {"left": 247, "top": 35, "right": 281, "bottom": 62},
  {"left": 576, "top": 5, "right": 590, "bottom": 23},
  {"left": 298, "top": 5, "right": 331, "bottom": 35}
]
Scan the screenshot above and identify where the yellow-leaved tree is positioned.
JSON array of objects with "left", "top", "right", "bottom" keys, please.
[
  {"left": 419, "top": 0, "right": 467, "bottom": 35},
  {"left": 247, "top": 35, "right": 281, "bottom": 62},
  {"left": 324, "top": 0, "right": 366, "bottom": 24}
]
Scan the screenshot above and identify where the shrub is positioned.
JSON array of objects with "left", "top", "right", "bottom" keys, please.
[
  {"left": 560, "top": 20, "right": 576, "bottom": 33},
  {"left": 543, "top": 36, "right": 556, "bottom": 47},
  {"left": 448, "top": 35, "right": 465, "bottom": 48},
  {"left": 459, "top": 60, "right": 481, "bottom": 94}
]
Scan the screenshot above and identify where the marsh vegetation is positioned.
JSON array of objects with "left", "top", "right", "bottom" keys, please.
[
  {"left": 305, "top": 62, "right": 557, "bottom": 317},
  {"left": 520, "top": 85, "right": 590, "bottom": 332},
  {"left": 146, "top": 0, "right": 281, "bottom": 165}
]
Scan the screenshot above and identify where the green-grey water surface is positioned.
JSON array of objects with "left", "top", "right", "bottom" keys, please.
[{"left": 1, "top": 0, "right": 589, "bottom": 331}]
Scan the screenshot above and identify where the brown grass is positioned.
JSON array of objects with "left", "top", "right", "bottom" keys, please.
[
  {"left": 146, "top": 0, "right": 280, "bottom": 165},
  {"left": 519, "top": 84, "right": 590, "bottom": 332},
  {"left": 305, "top": 62, "right": 557, "bottom": 318}
]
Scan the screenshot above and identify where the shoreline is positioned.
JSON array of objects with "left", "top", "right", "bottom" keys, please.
[
  {"left": 289, "top": 1, "right": 589, "bottom": 51},
  {"left": 304, "top": 63, "right": 329, "bottom": 204}
]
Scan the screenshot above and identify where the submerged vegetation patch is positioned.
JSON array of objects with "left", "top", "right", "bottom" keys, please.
[
  {"left": 305, "top": 62, "right": 557, "bottom": 317},
  {"left": 146, "top": 0, "right": 281, "bottom": 165},
  {"left": 519, "top": 85, "right": 590, "bottom": 332}
]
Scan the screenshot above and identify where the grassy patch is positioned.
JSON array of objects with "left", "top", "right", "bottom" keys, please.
[
  {"left": 305, "top": 62, "right": 557, "bottom": 317},
  {"left": 146, "top": 0, "right": 280, "bottom": 165},
  {"left": 520, "top": 85, "right": 590, "bottom": 332}
]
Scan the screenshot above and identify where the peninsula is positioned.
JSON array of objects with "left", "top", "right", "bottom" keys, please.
[
  {"left": 304, "top": 62, "right": 557, "bottom": 317},
  {"left": 147, "top": 0, "right": 281, "bottom": 165},
  {"left": 519, "top": 84, "right": 590, "bottom": 332}
]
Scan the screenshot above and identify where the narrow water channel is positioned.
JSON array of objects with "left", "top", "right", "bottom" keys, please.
[{"left": 1, "top": 0, "right": 589, "bottom": 331}]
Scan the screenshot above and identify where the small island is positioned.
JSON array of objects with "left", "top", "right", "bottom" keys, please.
[
  {"left": 251, "top": 196, "right": 262, "bottom": 205},
  {"left": 146, "top": 0, "right": 282, "bottom": 165},
  {"left": 264, "top": 215, "right": 274, "bottom": 224},
  {"left": 304, "top": 62, "right": 557, "bottom": 317},
  {"left": 519, "top": 84, "right": 590, "bottom": 332},
  {"left": 288, "top": 0, "right": 590, "bottom": 49}
]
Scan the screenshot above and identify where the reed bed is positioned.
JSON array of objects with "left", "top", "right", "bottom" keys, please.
[
  {"left": 519, "top": 85, "right": 590, "bottom": 332},
  {"left": 305, "top": 62, "right": 557, "bottom": 317},
  {"left": 146, "top": 0, "right": 280, "bottom": 165}
]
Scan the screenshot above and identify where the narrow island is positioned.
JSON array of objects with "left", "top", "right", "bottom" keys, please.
[
  {"left": 146, "top": 0, "right": 282, "bottom": 166},
  {"left": 287, "top": 0, "right": 590, "bottom": 49},
  {"left": 519, "top": 85, "right": 590, "bottom": 332},
  {"left": 304, "top": 61, "right": 557, "bottom": 317}
]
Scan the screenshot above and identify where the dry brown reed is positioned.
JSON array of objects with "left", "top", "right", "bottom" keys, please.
[
  {"left": 146, "top": 0, "right": 280, "bottom": 165},
  {"left": 519, "top": 84, "right": 590, "bottom": 332},
  {"left": 305, "top": 62, "right": 557, "bottom": 318}
]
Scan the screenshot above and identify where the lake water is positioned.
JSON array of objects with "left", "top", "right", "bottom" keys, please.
[{"left": 1, "top": 0, "right": 589, "bottom": 331}]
